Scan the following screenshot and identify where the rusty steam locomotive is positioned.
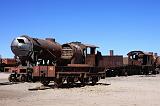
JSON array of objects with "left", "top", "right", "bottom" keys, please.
[
  {"left": 7, "top": 35, "right": 160, "bottom": 86},
  {"left": 9, "top": 35, "right": 106, "bottom": 86}
]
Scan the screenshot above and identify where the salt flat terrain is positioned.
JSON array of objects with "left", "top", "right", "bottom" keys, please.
[{"left": 0, "top": 73, "right": 160, "bottom": 106}]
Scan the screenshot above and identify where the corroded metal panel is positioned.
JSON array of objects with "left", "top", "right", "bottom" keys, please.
[
  {"left": 47, "top": 66, "right": 55, "bottom": 77},
  {"left": 33, "top": 66, "right": 40, "bottom": 77},
  {"left": 85, "top": 54, "right": 96, "bottom": 66},
  {"left": 98, "top": 56, "right": 123, "bottom": 68},
  {"left": 2, "top": 58, "right": 16, "bottom": 65},
  {"left": 40, "top": 66, "right": 48, "bottom": 76}
]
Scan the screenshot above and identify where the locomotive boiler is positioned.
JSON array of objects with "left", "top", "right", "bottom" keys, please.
[
  {"left": 11, "top": 35, "right": 62, "bottom": 66},
  {"left": 61, "top": 42, "right": 86, "bottom": 65},
  {"left": 9, "top": 35, "right": 62, "bottom": 82}
]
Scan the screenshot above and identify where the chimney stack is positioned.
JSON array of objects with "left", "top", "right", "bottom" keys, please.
[
  {"left": 45, "top": 38, "right": 55, "bottom": 42},
  {"left": 154, "top": 53, "right": 158, "bottom": 57},
  {"left": 110, "top": 50, "right": 114, "bottom": 56}
]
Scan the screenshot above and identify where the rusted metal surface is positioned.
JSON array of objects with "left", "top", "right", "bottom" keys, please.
[
  {"left": 2, "top": 58, "right": 16, "bottom": 65},
  {"left": 33, "top": 66, "right": 56, "bottom": 77},
  {"left": 32, "top": 65, "right": 105, "bottom": 77},
  {"left": 109, "top": 50, "right": 114, "bottom": 56},
  {"left": 155, "top": 56, "right": 160, "bottom": 67},
  {"left": 127, "top": 51, "right": 154, "bottom": 56},
  {"left": 40, "top": 66, "right": 48, "bottom": 76},
  {"left": 15, "top": 66, "right": 27, "bottom": 73},
  {"left": 83, "top": 44, "right": 99, "bottom": 48},
  {"left": 10, "top": 36, "right": 107, "bottom": 85},
  {"left": 127, "top": 51, "right": 155, "bottom": 66},
  {"left": 11, "top": 35, "right": 62, "bottom": 66},
  {"left": 33, "top": 66, "right": 40, "bottom": 77},
  {"left": 85, "top": 54, "right": 96, "bottom": 66},
  {"left": 123, "top": 57, "right": 128, "bottom": 65},
  {"left": 48, "top": 66, "right": 55, "bottom": 77},
  {"left": 4, "top": 66, "right": 27, "bottom": 73},
  {"left": 4, "top": 67, "right": 14, "bottom": 72},
  {"left": 61, "top": 42, "right": 99, "bottom": 66},
  {"left": 98, "top": 55, "right": 123, "bottom": 68},
  {"left": 61, "top": 43, "right": 84, "bottom": 64},
  {"left": 67, "top": 64, "right": 90, "bottom": 67},
  {"left": 4, "top": 67, "right": 17, "bottom": 73}
]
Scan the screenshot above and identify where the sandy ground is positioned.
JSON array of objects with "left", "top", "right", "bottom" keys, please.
[
  {"left": 0, "top": 73, "right": 10, "bottom": 80},
  {"left": 0, "top": 73, "right": 160, "bottom": 106}
]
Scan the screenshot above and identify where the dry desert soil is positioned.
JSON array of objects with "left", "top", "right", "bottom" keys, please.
[{"left": 0, "top": 73, "right": 160, "bottom": 106}]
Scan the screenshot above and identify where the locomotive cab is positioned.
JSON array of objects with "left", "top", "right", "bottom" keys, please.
[
  {"left": 127, "top": 51, "right": 156, "bottom": 75},
  {"left": 84, "top": 44, "right": 99, "bottom": 66},
  {"left": 128, "top": 51, "right": 155, "bottom": 66}
]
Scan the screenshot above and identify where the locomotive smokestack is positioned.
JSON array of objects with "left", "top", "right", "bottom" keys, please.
[
  {"left": 149, "top": 52, "right": 153, "bottom": 55},
  {"left": 154, "top": 53, "right": 158, "bottom": 57},
  {"left": 45, "top": 38, "right": 55, "bottom": 42},
  {"left": 110, "top": 50, "right": 114, "bottom": 56}
]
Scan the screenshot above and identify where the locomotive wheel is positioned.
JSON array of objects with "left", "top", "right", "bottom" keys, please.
[
  {"left": 41, "top": 80, "right": 50, "bottom": 86},
  {"left": 91, "top": 77, "right": 99, "bottom": 86},
  {"left": 27, "top": 77, "right": 32, "bottom": 82},
  {"left": 79, "top": 78, "right": 88, "bottom": 86},
  {"left": 79, "top": 78, "right": 85, "bottom": 86},
  {"left": 8, "top": 74, "right": 16, "bottom": 82},
  {"left": 8, "top": 75, "right": 14, "bottom": 82},
  {"left": 67, "top": 78, "right": 74, "bottom": 85},
  {"left": 54, "top": 78, "right": 63, "bottom": 88},
  {"left": 8, "top": 76, "right": 11, "bottom": 82},
  {"left": 18, "top": 75, "right": 26, "bottom": 82},
  {"left": 152, "top": 70, "right": 157, "bottom": 75},
  {"left": 27, "top": 73, "right": 33, "bottom": 82},
  {"left": 31, "top": 78, "right": 37, "bottom": 83}
]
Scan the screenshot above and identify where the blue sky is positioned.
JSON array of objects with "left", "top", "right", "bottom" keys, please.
[{"left": 0, "top": 0, "right": 160, "bottom": 58}]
